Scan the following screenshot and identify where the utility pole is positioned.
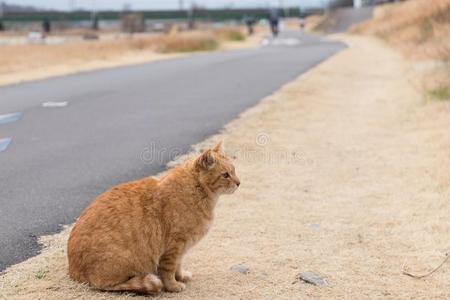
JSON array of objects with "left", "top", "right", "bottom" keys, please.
[
  {"left": 278, "top": 0, "right": 288, "bottom": 18},
  {"left": 179, "top": 0, "right": 184, "bottom": 10},
  {"left": 0, "top": 2, "right": 5, "bottom": 32},
  {"left": 188, "top": 1, "right": 195, "bottom": 30},
  {"left": 91, "top": 0, "right": 96, "bottom": 21},
  {"left": 354, "top": 0, "right": 363, "bottom": 8},
  {"left": 69, "top": 0, "right": 76, "bottom": 11},
  {"left": 91, "top": 0, "right": 98, "bottom": 30}
]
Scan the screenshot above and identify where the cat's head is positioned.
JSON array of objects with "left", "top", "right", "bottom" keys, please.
[{"left": 195, "top": 142, "right": 240, "bottom": 195}]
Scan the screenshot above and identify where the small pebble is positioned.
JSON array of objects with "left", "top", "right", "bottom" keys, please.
[
  {"left": 298, "top": 272, "right": 328, "bottom": 286},
  {"left": 310, "top": 223, "right": 321, "bottom": 229},
  {"left": 231, "top": 264, "right": 250, "bottom": 275}
]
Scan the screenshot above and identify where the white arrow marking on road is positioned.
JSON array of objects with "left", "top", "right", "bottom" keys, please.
[
  {"left": 0, "top": 138, "right": 12, "bottom": 152},
  {"left": 0, "top": 112, "right": 22, "bottom": 126}
]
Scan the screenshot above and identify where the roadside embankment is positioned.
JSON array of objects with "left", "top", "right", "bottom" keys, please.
[{"left": 351, "top": 0, "right": 450, "bottom": 101}]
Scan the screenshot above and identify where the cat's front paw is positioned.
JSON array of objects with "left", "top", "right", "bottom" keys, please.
[
  {"left": 176, "top": 270, "right": 193, "bottom": 283},
  {"left": 164, "top": 281, "right": 186, "bottom": 293}
]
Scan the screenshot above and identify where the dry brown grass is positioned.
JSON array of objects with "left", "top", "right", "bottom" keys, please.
[
  {"left": 351, "top": 0, "right": 450, "bottom": 99},
  {"left": 0, "top": 36, "right": 155, "bottom": 75},
  {"left": 213, "top": 27, "right": 246, "bottom": 42},
  {"left": 351, "top": 0, "right": 450, "bottom": 60},
  {"left": 155, "top": 31, "right": 219, "bottom": 53}
]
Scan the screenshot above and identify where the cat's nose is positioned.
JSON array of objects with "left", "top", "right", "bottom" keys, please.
[{"left": 236, "top": 180, "right": 240, "bottom": 187}]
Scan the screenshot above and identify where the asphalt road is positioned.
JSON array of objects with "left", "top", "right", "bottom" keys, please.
[{"left": 0, "top": 31, "right": 345, "bottom": 271}]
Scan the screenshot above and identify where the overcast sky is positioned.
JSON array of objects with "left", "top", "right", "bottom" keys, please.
[{"left": 6, "top": 0, "right": 325, "bottom": 11}]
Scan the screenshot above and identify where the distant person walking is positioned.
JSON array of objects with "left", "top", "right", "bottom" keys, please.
[
  {"left": 92, "top": 15, "right": 99, "bottom": 30},
  {"left": 42, "top": 18, "right": 51, "bottom": 34},
  {"left": 299, "top": 18, "right": 306, "bottom": 30},
  {"left": 243, "top": 15, "right": 256, "bottom": 35},
  {"left": 269, "top": 8, "right": 279, "bottom": 37}
]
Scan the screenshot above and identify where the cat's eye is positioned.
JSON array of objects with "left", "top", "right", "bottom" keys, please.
[{"left": 222, "top": 172, "right": 230, "bottom": 178}]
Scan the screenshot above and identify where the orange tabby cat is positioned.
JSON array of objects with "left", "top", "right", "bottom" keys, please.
[{"left": 67, "top": 142, "right": 240, "bottom": 295}]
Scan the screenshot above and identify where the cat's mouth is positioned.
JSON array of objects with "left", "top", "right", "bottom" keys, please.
[{"left": 226, "top": 185, "right": 239, "bottom": 194}]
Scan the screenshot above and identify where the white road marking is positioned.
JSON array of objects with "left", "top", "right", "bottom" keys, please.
[
  {"left": 0, "top": 112, "right": 22, "bottom": 126},
  {"left": 0, "top": 138, "right": 12, "bottom": 152},
  {"left": 273, "top": 38, "right": 301, "bottom": 46},
  {"left": 261, "top": 38, "right": 302, "bottom": 47},
  {"left": 42, "top": 101, "right": 69, "bottom": 108},
  {"left": 261, "top": 38, "right": 270, "bottom": 46}
]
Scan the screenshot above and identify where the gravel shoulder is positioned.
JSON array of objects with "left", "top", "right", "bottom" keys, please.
[{"left": 1, "top": 34, "right": 449, "bottom": 299}]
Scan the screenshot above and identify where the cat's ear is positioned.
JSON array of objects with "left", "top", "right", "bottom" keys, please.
[
  {"left": 212, "top": 141, "right": 223, "bottom": 154},
  {"left": 197, "top": 149, "right": 215, "bottom": 170}
]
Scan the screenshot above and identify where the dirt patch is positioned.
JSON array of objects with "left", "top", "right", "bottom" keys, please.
[{"left": 1, "top": 35, "right": 449, "bottom": 299}]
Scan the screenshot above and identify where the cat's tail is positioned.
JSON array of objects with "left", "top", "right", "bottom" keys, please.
[{"left": 105, "top": 273, "right": 163, "bottom": 295}]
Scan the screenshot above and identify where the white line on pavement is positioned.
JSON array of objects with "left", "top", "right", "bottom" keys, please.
[
  {"left": 0, "top": 112, "right": 22, "bottom": 126},
  {"left": 42, "top": 101, "right": 69, "bottom": 108},
  {"left": 0, "top": 138, "right": 12, "bottom": 152}
]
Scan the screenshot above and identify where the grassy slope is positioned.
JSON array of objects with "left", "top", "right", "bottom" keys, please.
[{"left": 351, "top": 0, "right": 450, "bottom": 100}]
